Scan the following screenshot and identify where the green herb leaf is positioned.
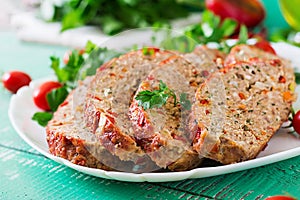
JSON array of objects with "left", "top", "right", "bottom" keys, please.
[
  {"left": 185, "top": 10, "right": 238, "bottom": 44},
  {"left": 142, "top": 47, "right": 155, "bottom": 56},
  {"left": 220, "top": 19, "right": 238, "bottom": 37},
  {"left": 65, "top": 50, "right": 85, "bottom": 84},
  {"left": 50, "top": 56, "right": 66, "bottom": 83},
  {"left": 61, "top": 10, "right": 84, "bottom": 32},
  {"left": 79, "top": 47, "right": 121, "bottom": 80},
  {"left": 50, "top": 53, "right": 84, "bottom": 87},
  {"left": 135, "top": 80, "right": 177, "bottom": 110},
  {"left": 50, "top": 41, "right": 115, "bottom": 89},
  {"left": 34, "top": 41, "right": 122, "bottom": 127},
  {"left": 46, "top": 87, "right": 69, "bottom": 112},
  {"left": 159, "top": 10, "right": 239, "bottom": 53},
  {"left": 85, "top": 40, "right": 97, "bottom": 53},
  {"left": 101, "top": 16, "right": 124, "bottom": 35},
  {"left": 159, "top": 80, "right": 167, "bottom": 91},
  {"left": 49, "top": 0, "right": 201, "bottom": 35},
  {"left": 156, "top": 10, "right": 251, "bottom": 53},
  {"left": 32, "top": 112, "right": 53, "bottom": 127},
  {"left": 237, "top": 25, "right": 248, "bottom": 44},
  {"left": 179, "top": 93, "right": 191, "bottom": 110},
  {"left": 295, "top": 72, "right": 300, "bottom": 84}
]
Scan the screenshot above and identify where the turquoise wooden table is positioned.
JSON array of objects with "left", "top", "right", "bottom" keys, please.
[{"left": 1, "top": 31, "right": 300, "bottom": 200}]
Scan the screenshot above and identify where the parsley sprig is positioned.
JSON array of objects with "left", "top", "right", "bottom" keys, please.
[
  {"left": 135, "top": 80, "right": 191, "bottom": 110},
  {"left": 32, "top": 41, "right": 120, "bottom": 126},
  {"left": 159, "top": 10, "right": 249, "bottom": 53},
  {"left": 43, "top": 0, "right": 202, "bottom": 35},
  {"left": 32, "top": 112, "right": 54, "bottom": 127},
  {"left": 184, "top": 10, "right": 238, "bottom": 45}
]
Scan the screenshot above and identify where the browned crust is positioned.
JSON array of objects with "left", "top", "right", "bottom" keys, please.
[
  {"left": 46, "top": 78, "right": 158, "bottom": 172},
  {"left": 167, "top": 150, "right": 202, "bottom": 171},
  {"left": 46, "top": 128, "right": 113, "bottom": 170}
]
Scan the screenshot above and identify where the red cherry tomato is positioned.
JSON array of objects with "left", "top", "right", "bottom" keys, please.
[
  {"left": 265, "top": 195, "right": 296, "bottom": 200},
  {"left": 2, "top": 71, "right": 31, "bottom": 93},
  {"left": 33, "top": 81, "right": 62, "bottom": 111},
  {"left": 254, "top": 40, "right": 276, "bottom": 55},
  {"left": 205, "top": 0, "right": 265, "bottom": 28},
  {"left": 292, "top": 110, "right": 300, "bottom": 135}
]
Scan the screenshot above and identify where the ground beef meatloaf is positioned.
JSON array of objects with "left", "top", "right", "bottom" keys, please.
[
  {"left": 83, "top": 46, "right": 225, "bottom": 171},
  {"left": 84, "top": 48, "right": 176, "bottom": 170},
  {"left": 129, "top": 49, "right": 224, "bottom": 170},
  {"left": 190, "top": 56, "right": 295, "bottom": 164},
  {"left": 46, "top": 77, "right": 157, "bottom": 172},
  {"left": 46, "top": 44, "right": 296, "bottom": 172},
  {"left": 225, "top": 44, "right": 288, "bottom": 65}
]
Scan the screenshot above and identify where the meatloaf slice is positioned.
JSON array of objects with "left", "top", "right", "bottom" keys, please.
[
  {"left": 184, "top": 46, "right": 225, "bottom": 73},
  {"left": 129, "top": 66, "right": 196, "bottom": 170},
  {"left": 84, "top": 48, "right": 175, "bottom": 168},
  {"left": 190, "top": 59, "right": 296, "bottom": 164},
  {"left": 46, "top": 77, "right": 157, "bottom": 172},
  {"left": 129, "top": 51, "right": 222, "bottom": 170},
  {"left": 225, "top": 44, "right": 286, "bottom": 65},
  {"left": 224, "top": 44, "right": 295, "bottom": 94}
]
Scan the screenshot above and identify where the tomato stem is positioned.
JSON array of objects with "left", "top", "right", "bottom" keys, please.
[{"left": 291, "top": 107, "right": 296, "bottom": 117}]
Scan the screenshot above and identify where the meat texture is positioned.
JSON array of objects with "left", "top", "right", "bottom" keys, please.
[
  {"left": 84, "top": 48, "right": 176, "bottom": 171},
  {"left": 46, "top": 44, "right": 296, "bottom": 172},
  {"left": 190, "top": 47, "right": 295, "bottom": 164},
  {"left": 46, "top": 77, "right": 157, "bottom": 172},
  {"left": 129, "top": 48, "right": 224, "bottom": 170}
]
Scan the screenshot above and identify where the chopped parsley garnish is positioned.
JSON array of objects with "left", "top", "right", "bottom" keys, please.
[
  {"left": 135, "top": 80, "right": 175, "bottom": 110},
  {"left": 135, "top": 80, "right": 191, "bottom": 111}
]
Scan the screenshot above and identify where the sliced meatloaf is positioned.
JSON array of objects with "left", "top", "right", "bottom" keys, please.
[
  {"left": 129, "top": 64, "right": 196, "bottom": 170},
  {"left": 224, "top": 44, "right": 295, "bottom": 93},
  {"left": 184, "top": 45, "right": 225, "bottom": 72},
  {"left": 46, "top": 77, "right": 157, "bottom": 172},
  {"left": 225, "top": 44, "right": 285, "bottom": 65},
  {"left": 129, "top": 50, "right": 222, "bottom": 170},
  {"left": 84, "top": 48, "right": 175, "bottom": 168},
  {"left": 190, "top": 58, "right": 295, "bottom": 164}
]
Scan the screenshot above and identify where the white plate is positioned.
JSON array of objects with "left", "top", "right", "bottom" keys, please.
[{"left": 8, "top": 42, "right": 300, "bottom": 182}]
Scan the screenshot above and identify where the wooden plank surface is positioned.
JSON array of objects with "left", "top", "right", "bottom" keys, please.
[{"left": 1, "top": 31, "right": 300, "bottom": 200}]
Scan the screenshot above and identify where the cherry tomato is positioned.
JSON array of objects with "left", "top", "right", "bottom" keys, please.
[
  {"left": 205, "top": 0, "right": 265, "bottom": 28},
  {"left": 254, "top": 40, "right": 276, "bottom": 55},
  {"left": 33, "top": 81, "right": 62, "bottom": 111},
  {"left": 2, "top": 71, "right": 31, "bottom": 93},
  {"left": 292, "top": 110, "right": 300, "bottom": 135},
  {"left": 265, "top": 195, "right": 296, "bottom": 200}
]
